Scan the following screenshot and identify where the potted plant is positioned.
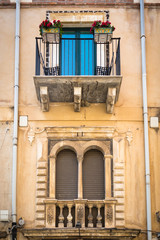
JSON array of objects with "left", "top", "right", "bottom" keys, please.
[
  {"left": 39, "top": 19, "right": 63, "bottom": 43},
  {"left": 90, "top": 20, "right": 115, "bottom": 43}
]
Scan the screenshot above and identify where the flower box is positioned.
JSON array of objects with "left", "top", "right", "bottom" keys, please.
[
  {"left": 42, "top": 27, "right": 60, "bottom": 44},
  {"left": 94, "top": 27, "right": 113, "bottom": 43}
]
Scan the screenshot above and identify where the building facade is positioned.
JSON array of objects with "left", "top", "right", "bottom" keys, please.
[{"left": 0, "top": 1, "right": 160, "bottom": 240}]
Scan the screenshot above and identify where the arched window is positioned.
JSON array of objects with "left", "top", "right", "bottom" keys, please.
[
  {"left": 82, "top": 149, "right": 105, "bottom": 200},
  {"left": 56, "top": 149, "right": 78, "bottom": 200}
]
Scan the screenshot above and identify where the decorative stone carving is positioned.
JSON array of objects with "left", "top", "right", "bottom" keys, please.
[
  {"left": 47, "top": 206, "right": 54, "bottom": 225},
  {"left": 104, "top": 201, "right": 116, "bottom": 228},
  {"left": 75, "top": 201, "right": 86, "bottom": 228},
  {"left": 77, "top": 205, "right": 84, "bottom": 221},
  {"left": 126, "top": 129, "right": 133, "bottom": 146},
  {"left": 106, "top": 205, "right": 113, "bottom": 224},
  {"left": 106, "top": 87, "right": 116, "bottom": 113},
  {"left": 74, "top": 87, "right": 81, "bottom": 112},
  {"left": 28, "top": 127, "right": 45, "bottom": 146},
  {"left": 28, "top": 128, "right": 35, "bottom": 146},
  {"left": 34, "top": 76, "right": 122, "bottom": 114},
  {"left": 40, "top": 86, "right": 49, "bottom": 112}
]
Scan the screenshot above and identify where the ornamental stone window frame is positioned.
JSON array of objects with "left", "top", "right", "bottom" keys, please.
[
  {"left": 49, "top": 140, "right": 112, "bottom": 200},
  {"left": 35, "top": 127, "right": 126, "bottom": 228}
]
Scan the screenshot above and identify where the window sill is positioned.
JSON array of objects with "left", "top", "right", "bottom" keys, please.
[{"left": 22, "top": 227, "right": 141, "bottom": 239}]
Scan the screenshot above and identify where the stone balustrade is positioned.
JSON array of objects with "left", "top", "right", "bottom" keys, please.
[{"left": 44, "top": 199, "right": 116, "bottom": 229}]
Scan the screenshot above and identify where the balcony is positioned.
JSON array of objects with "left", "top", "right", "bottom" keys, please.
[
  {"left": 22, "top": 198, "right": 141, "bottom": 240},
  {"left": 44, "top": 199, "right": 116, "bottom": 229},
  {"left": 34, "top": 37, "right": 122, "bottom": 113}
]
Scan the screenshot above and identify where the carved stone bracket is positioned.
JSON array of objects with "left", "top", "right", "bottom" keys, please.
[
  {"left": 28, "top": 128, "right": 35, "bottom": 146},
  {"left": 106, "top": 87, "right": 116, "bottom": 113},
  {"left": 27, "top": 127, "right": 45, "bottom": 145},
  {"left": 34, "top": 76, "right": 122, "bottom": 114},
  {"left": 74, "top": 87, "right": 81, "bottom": 112},
  {"left": 40, "top": 86, "right": 49, "bottom": 112}
]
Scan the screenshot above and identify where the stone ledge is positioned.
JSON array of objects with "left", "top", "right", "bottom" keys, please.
[
  {"left": 34, "top": 75, "right": 122, "bottom": 114},
  {"left": 22, "top": 228, "right": 141, "bottom": 239}
]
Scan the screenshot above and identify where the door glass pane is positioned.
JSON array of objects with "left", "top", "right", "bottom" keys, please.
[
  {"left": 80, "top": 33, "right": 94, "bottom": 75},
  {"left": 61, "top": 29, "right": 95, "bottom": 76},
  {"left": 61, "top": 33, "right": 76, "bottom": 75}
]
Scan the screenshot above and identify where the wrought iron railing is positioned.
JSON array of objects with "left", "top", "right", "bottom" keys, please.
[{"left": 35, "top": 37, "right": 121, "bottom": 76}]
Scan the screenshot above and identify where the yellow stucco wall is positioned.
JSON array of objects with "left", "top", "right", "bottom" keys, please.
[{"left": 0, "top": 4, "right": 160, "bottom": 239}]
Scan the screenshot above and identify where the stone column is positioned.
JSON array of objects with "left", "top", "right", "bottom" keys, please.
[
  {"left": 49, "top": 156, "right": 56, "bottom": 198},
  {"left": 58, "top": 204, "right": 64, "bottom": 228},
  {"left": 88, "top": 204, "right": 93, "bottom": 228},
  {"left": 67, "top": 203, "right": 73, "bottom": 227},
  {"left": 96, "top": 204, "right": 102, "bottom": 228},
  {"left": 104, "top": 155, "right": 112, "bottom": 198},
  {"left": 77, "top": 156, "right": 83, "bottom": 199}
]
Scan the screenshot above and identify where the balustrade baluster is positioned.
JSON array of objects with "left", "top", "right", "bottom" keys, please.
[
  {"left": 58, "top": 204, "right": 64, "bottom": 228},
  {"left": 96, "top": 204, "right": 102, "bottom": 228},
  {"left": 67, "top": 204, "right": 73, "bottom": 227},
  {"left": 88, "top": 204, "right": 93, "bottom": 228}
]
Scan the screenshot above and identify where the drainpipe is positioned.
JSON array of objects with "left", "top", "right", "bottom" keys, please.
[
  {"left": 140, "top": 1, "right": 152, "bottom": 240},
  {"left": 12, "top": 0, "right": 20, "bottom": 238}
]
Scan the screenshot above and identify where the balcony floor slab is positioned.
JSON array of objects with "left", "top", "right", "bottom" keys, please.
[{"left": 34, "top": 75, "right": 122, "bottom": 113}]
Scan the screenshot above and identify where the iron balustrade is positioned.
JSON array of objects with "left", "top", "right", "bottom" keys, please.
[{"left": 35, "top": 37, "right": 121, "bottom": 76}]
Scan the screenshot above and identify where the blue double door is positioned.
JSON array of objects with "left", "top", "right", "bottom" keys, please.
[{"left": 60, "top": 28, "right": 96, "bottom": 76}]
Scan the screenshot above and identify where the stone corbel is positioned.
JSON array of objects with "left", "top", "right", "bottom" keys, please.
[
  {"left": 74, "top": 87, "right": 81, "bottom": 112},
  {"left": 106, "top": 87, "right": 116, "bottom": 114},
  {"left": 40, "top": 86, "right": 49, "bottom": 112}
]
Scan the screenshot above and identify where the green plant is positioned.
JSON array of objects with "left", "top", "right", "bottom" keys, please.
[{"left": 39, "top": 19, "right": 63, "bottom": 37}]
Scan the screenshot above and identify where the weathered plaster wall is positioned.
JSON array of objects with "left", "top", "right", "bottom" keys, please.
[
  {"left": 0, "top": 4, "right": 160, "bottom": 240},
  {"left": 0, "top": 10, "right": 15, "bottom": 107},
  {"left": 0, "top": 123, "right": 13, "bottom": 238}
]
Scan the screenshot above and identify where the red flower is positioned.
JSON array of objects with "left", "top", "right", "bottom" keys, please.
[
  {"left": 90, "top": 19, "right": 115, "bottom": 34},
  {"left": 90, "top": 27, "right": 93, "bottom": 33}
]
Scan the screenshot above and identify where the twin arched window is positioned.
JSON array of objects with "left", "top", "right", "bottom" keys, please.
[{"left": 56, "top": 149, "right": 105, "bottom": 200}]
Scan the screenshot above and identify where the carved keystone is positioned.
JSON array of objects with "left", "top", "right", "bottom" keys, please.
[
  {"left": 106, "top": 87, "right": 116, "bottom": 114},
  {"left": 40, "top": 86, "right": 49, "bottom": 112},
  {"left": 74, "top": 87, "right": 82, "bottom": 112}
]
